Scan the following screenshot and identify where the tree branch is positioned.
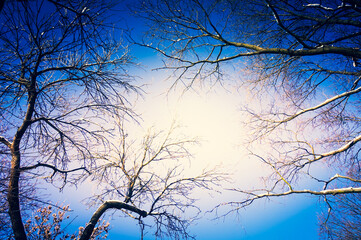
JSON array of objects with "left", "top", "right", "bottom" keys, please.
[
  {"left": 276, "top": 81, "right": 361, "bottom": 125},
  {"left": 324, "top": 174, "right": 361, "bottom": 190},
  {"left": 79, "top": 200, "right": 147, "bottom": 240},
  {"left": 0, "top": 136, "right": 11, "bottom": 148},
  {"left": 266, "top": 0, "right": 311, "bottom": 49},
  {"left": 229, "top": 187, "right": 361, "bottom": 210},
  {"left": 20, "top": 162, "right": 90, "bottom": 175},
  {"left": 301, "top": 134, "right": 361, "bottom": 167}
]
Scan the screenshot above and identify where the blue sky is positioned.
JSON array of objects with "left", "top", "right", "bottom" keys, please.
[
  {"left": 52, "top": 180, "right": 321, "bottom": 239},
  {"left": 46, "top": 49, "right": 324, "bottom": 239},
  {"left": 32, "top": 1, "right": 327, "bottom": 239},
  {"left": 0, "top": 0, "right": 359, "bottom": 240}
]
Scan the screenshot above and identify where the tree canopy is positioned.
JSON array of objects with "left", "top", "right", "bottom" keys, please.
[
  {"left": 134, "top": 0, "right": 361, "bottom": 237},
  {"left": 0, "top": 0, "right": 222, "bottom": 239},
  {"left": 2, "top": 0, "right": 361, "bottom": 239}
]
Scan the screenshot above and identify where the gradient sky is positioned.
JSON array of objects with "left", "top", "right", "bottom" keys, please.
[
  {"left": 47, "top": 52, "right": 324, "bottom": 239},
  {"left": 36, "top": 2, "right": 328, "bottom": 239}
]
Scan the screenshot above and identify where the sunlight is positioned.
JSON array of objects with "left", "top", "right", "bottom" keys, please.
[
  {"left": 136, "top": 80, "right": 244, "bottom": 171},
  {"left": 174, "top": 90, "right": 243, "bottom": 166},
  {"left": 136, "top": 80, "right": 272, "bottom": 188}
]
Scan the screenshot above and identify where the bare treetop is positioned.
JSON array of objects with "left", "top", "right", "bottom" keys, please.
[
  {"left": 133, "top": 0, "right": 361, "bottom": 237},
  {"left": 0, "top": 1, "right": 138, "bottom": 238},
  {"left": 134, "top": 0, "right": 360, "bottom": 86}
]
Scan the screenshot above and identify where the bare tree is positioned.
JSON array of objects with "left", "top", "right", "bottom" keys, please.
[
  {"left": 132, "top": 0, "right": 361, "bottom": 235},
  {"left": 0, "top": 0, "right": 138, "bottom": 239},
  {"left": 319, "top": 169, "right": 361, "bottom": 239},
  {"left": 80, "top": 120, "right": 223, "bottom": 240},
  {"left": 319, "top": 191, "right": 361, "bottom": 239},
  {"left": 0, "top": 1, "right": 226, "bottom": 239}
]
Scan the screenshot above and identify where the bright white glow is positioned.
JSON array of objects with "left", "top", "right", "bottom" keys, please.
[
  {"left": 174, "top": 91, "right": 243, "bottom": 169},
  {"left": 135, "top": 80, "right": 272, "bottom": 189},
  {"left": 136, "top": 82, "right": 241, "bottom": 168}
]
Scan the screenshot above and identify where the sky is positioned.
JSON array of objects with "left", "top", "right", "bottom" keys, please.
[
  {"left": 8, "top": 1, "right": 330, "bottom": 239},
  {"left": 129, "top": 77, "right": 322, "bottom": 240},
  {"left": 46, "top": 54, "right": 324, "bottom": 239}
]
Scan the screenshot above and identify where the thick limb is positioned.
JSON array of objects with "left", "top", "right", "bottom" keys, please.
[{"left": 79, "top": 200, "right": 147, "bottom": 240}]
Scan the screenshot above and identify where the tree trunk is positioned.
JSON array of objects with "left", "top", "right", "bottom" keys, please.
[
  {"left": 8, "top": 147, "right": 27, "bottom": 240},
  {"left": 7, "top": 89, "right": 36, "bottom": 240}
]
